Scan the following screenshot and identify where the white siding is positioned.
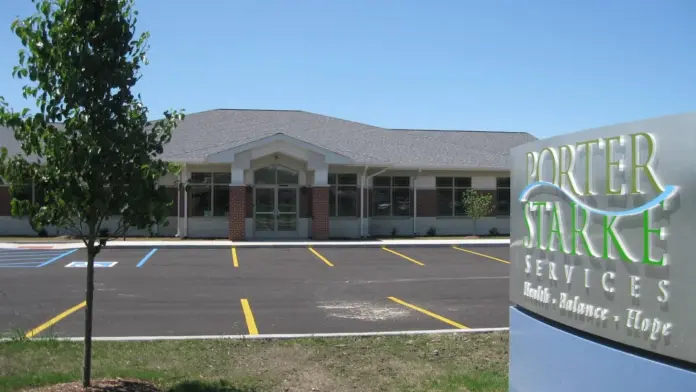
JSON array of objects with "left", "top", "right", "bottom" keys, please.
[
  {"left": 472, "top": 176, "right": 496, "bottom": 189},
  {"left": 329, "top": 218, "right": 360, "bottom": 238},
  {"left": 368, "top": 218, "right": 414, "bottom": 237},
  {"left": 416, "top": 217, "right": 509, "bottom": 236},
  {"left": 413, "top": 175, "right": 435, "bottom": 188},
  {"left": 366, "top": 217, "right": 509, "bottom": 238},
  {"left": 187, "top": 217, "right": 228, "bottom": 238},
  {"left": 0, "top": 216, "right": 181, "bottom": 237}
]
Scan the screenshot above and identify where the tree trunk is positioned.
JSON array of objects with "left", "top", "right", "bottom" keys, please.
[{"left": 83, "top": 245, "right": 96, "bottom": 387}]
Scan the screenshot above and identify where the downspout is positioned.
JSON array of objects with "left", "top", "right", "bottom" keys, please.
[
  {"left": 364, "top": 166, "right": 390, "bottom": 238},
  {"left": 183, "top": 163, "right": 189, "bottom": 238},
  {"left": 413, "top": 169, "right": 420, "bottom": 235},
  {"left": 176, "top": 169, "right": 182, "bottom": 238},
  {"left": 360, "top": 165, "right": 368, "bottom": 238}
]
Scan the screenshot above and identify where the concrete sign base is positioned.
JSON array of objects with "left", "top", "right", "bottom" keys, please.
[{"left": 509, "top": 307, "right": 696, "bottom": 391}]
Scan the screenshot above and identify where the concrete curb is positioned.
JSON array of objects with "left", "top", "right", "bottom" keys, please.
[
  {"left": 2, "top": 327, "right": 509, "bottom": 342},
  {"left": 0, "top": 238, "right": 510, "bottom": 250}
]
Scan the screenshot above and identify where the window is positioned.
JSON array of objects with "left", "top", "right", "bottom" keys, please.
[
  {"left": 329, "top": 174, "right": 358, "bottom": 217},
  {"left": 254, "top": 165, "right": 299, "bottom": 185},
  {"left": 9, "top": 178, "right": 34, "bottom": 204},
  {"left": 372, "top": 176, "right": 410, "bottom": 216},
  {"left": 189, "top": 172, "right": 230, "bottom": 217},
  {"left": 496, "top": 177, "right": 510, "bottom": 216},
  {"left": 436, "top": 177, "right": 471, "bottom": 216}
]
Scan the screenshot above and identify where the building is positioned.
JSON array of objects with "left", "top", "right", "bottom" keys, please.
[{"left": 0, "top": 109, "right": 536, "bottom": 239}]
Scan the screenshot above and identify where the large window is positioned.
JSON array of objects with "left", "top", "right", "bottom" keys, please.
[
  {"left": 329, "top": 174, "right": 357, "bottom": 217},
  {"left": 8, "top": 176, "right": 35, "bottom": 204},
  {"left": 254, "top": 164, "right": 299, "bottom": 185},
  {"left": 372, "top": 176, "right": 410, "bottom": 216},
  {"left": 436, "top": 177, "right": 471, "bottom": 216},
  {"left": 189, "top": 172, "right": 231, "bottom": 217},
  {"left": 496, "top": 177, "right": 511, "bottom": 216}
]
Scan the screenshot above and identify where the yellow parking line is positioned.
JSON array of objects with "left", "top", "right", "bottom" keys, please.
[
  {"left": 231, "top": 247, "right": 239, "bottom": 268},
  {"left": 308, "top": 247, "right": 334, "bottom": 267},
  {"left": 240, "top": 298, "right": 259, "bottom": 335},
  {"left": 25, "top": 301, "right": 86, "bottom": 338},
  {"left": 452, "top": 246, "right": 510, "bottom": 264},
  {"left": 381, "top": 247, "right": 425, "bottom": 266},
  {"left": 388, "top": 296, "right": 469, "bottom": 329}
]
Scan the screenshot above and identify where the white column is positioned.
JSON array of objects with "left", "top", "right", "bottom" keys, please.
[
  {"left": 231, "top": 151, "right": 252, "bottom": 186},
  {"left": 307, "top": 152, "right": 328, "bottom": 185}
]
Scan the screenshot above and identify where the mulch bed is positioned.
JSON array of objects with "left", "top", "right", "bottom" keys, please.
[{"left": 22, "top": 379, "right": 161, "bottom": 392}]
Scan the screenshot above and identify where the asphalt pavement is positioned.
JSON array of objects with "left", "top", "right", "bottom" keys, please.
[{"left": 0, "top": 244, "right": 510, "bottom": 338}]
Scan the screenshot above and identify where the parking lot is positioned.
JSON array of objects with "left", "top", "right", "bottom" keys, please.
[{"left": 0, "top": 244, "right": 510, "bottom": 338}]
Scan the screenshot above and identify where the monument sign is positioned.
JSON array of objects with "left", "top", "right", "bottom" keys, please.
[{"left": 509, "top": 112, "right": 696, "bottom": 366}]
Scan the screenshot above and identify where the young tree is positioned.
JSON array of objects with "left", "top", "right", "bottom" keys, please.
[
  {"left": 0, "top": 0, "right": 184, "bottom": 386},
  {"left": 461, "top": 189, "right": 495, "bottom": 236}
]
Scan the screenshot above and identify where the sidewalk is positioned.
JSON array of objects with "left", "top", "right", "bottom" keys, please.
[{"left": 0, "top": 237, "right": 510, "bottom": 249}]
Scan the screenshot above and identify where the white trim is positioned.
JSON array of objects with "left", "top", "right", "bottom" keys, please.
[
  {"left": 206, "top": 133, "right": 354, "bottom": 164},
  {"left": 6, "top": 327, "right": 509, "bottom": 342},
  {"left": 168, "top": 161, "right": 512, "bottom": 172}
]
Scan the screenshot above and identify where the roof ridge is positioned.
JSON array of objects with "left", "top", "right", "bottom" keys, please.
[
  {"left": 183, "top": 108, "right": 304, "bottom": 115},
  {"left": 390, "top": 128, "right": 532, "bottom": 134},
  {"left": 216, "top": 108, "right": 304, "bottom": 112}
]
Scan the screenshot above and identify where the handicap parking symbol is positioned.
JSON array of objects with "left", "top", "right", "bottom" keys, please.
[{"left": 65, "top": 261, "right": 118, "bottom": 268}]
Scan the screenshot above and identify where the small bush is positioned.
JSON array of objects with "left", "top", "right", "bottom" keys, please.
[
  {"left": 489, "top": 227, "right": 500, "bottom": 236},
  {"left": 427, "top": 227, "right": 437, "bottom": 236},
  {"left": 99, "top": 228, "right": 109, "bottom": 246}
]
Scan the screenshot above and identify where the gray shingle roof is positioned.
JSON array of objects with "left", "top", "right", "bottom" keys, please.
[{"left": 0, "top": 109, "right": 537, "bottom": 169}]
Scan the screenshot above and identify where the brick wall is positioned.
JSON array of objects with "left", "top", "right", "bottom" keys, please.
[
  {"left": 0, "top": 187, "right": 10, "bottom": 216},
  {"left": 228, "top": 186, "right": 246, "bottom": 240},
  {"left": 311, "top": 187, "right": 329, "bottom": 240},
  {"left": 245, "top": 186, "right": 253, "bottom": 218}
]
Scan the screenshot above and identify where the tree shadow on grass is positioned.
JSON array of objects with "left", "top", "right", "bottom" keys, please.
[{"left": 167, "top": 380, "right": 259, "bottom": 392}]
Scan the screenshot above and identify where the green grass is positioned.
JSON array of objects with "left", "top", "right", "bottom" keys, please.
[{"left": 0, "top": 332, "right": 509, "bottom": 392}]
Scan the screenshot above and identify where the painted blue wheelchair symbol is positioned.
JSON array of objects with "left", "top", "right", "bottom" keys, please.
[{"left": 65, "top": 261, "right": 118, "bottom": 268}]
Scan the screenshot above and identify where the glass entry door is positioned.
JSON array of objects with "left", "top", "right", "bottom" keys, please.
[
  {"left": 254, "top": 188, "right": 275, "bottom": 233},
  {"left": 276, "top": 188, "right": 297, "bottom": 232},
  {"left": 254, "top": 186, "right": 298, "bottom": 235}
]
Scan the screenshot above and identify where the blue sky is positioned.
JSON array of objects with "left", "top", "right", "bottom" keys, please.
[{"left": 0, "top": 0, "right": 694, "bottom": 139}]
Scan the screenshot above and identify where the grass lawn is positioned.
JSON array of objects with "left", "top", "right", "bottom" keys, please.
[{"left": 0, "top": 332, "right": 509, "bottom": 392}]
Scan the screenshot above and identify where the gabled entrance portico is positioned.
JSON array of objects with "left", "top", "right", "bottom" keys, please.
[{"left": 200, "top": 133, "right": 354, "bottom": 240}]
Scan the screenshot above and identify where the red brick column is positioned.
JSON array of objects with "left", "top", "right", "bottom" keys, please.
[
  {"left": 311, "top": 186, "right": 330, "bottom": 240},
  {"left": 228, "top": 186, "right": 246, "bottom": 241}
]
